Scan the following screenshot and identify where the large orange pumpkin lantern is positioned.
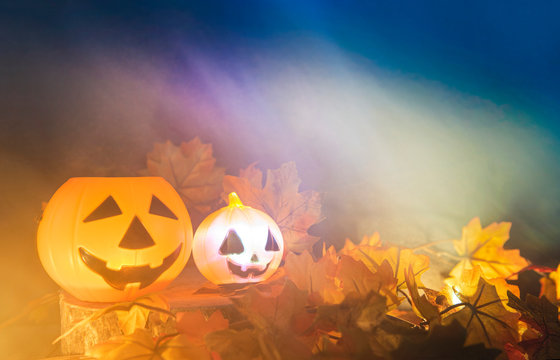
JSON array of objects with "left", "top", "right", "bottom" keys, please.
[
  {"left": 37, "top": 177, "right": 193, "bottom": 302},
  {"left": 192, "top": 192, "right": 284, "bottom": 284}
]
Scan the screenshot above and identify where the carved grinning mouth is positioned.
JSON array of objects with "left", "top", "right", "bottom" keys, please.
[
  {"left": 79, "top": 244, "right": 182, "bottom": 290},
  {"left": 226, "top": 258, "right": 270, "bottom": 278}
]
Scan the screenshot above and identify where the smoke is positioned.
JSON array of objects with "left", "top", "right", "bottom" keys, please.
[{"left": 1, "top": 37, "right": 559, "bottom": 357}]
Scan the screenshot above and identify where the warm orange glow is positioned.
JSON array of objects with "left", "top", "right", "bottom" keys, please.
[
  {"left": 192, "top": 192, "right": 284, "bottom": 284},
  {"left": 37, "top": 177, "right": 193, "bottom": 302},
  {"left": 450, "top": 287, "right": 462, "bottom": 305}
]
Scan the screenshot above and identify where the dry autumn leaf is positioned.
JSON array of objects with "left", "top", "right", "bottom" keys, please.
[
  {"left": 339, "top": 233, "right": 382, "bottom": 255},
  {"left": 449, "top": 217, "right": 529, "bottom": 281},
  {"left": 228, "top": 280, "right": 314, "bottom": 359},
  {"left": 444, "top": 264, "right": 520, "bottom": 313},
  {"left": 404, "top": 265, "right": 440, "bottom": 325},
  {"left": 315, "top": 291, "right": 388, "bottom": 333},
  {"left": 205, "top": 329, "right": 260, "bottom": 360},
  {"left": 341, "top": 239, "right": 430, "bottom": 293},
  {"left": 390, "top": 320, "right": 501, "bottom": 360},
  {"left": 176, "top": 310, "right": 229, "bottom": 345},
  {"left": 142, "top": 138, "right": 225, "bottom": 218},
  {"left": 115, "top": 295, "right": 170, "bottom": 335},
  {"left": 442, "top": 277, "right": 519, "bottom": 350},
  {"left": 547, "top": 263, "right": 560, "bottom": 302},
  {"left": 284, "top": 250, "right": 343, "bottom": 304},
  {"left": 507, "top": 292, "right": 560, "bottom": 360},
  {"left": 232, "top": 280, "right": 310, "bottom": 333},
  {"left": 86, "top": 329, "right": 211, "bottom": 360},
  {"left": 223, "top": 162, "right": 322, "bottom": 254},
  {"left": 337, "top": 256, "right": 399, "bottom": 308}
]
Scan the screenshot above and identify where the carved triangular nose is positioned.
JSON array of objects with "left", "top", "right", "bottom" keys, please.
[
  {"left": 250, "top": 254, "right": 259, "bottom": 263},
  {"left": 119, "top": 216, "right": 155, "bottom": 249}
]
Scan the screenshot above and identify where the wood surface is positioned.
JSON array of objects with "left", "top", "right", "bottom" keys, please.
[{"left": 58, "top": 261, "right": 237, "bottom": 355}]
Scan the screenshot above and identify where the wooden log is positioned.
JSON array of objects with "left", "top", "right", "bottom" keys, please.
[
  {"left": 59, "top": 292, "right": 121, "bottom": 356},
  {"left": 58, "top": 262, "right": 235, "bottom": 355}
]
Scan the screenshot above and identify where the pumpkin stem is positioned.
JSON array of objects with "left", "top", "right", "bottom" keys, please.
[{"left": 228, "top": 192, "right": 244, "bottom": 208}]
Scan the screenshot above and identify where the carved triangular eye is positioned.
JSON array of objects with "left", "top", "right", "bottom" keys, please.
[
  {"left": 265, "top": 229, "right": 280, "bottom": 251},
  {"left": 149, "top": 195, "right": 178, "bottom": 219},
  {"left": 83, "top": 196, "right": 122, "bottom": 222},
  {"left": 219, "top": 230, "right": 245, "bottom": 255}
]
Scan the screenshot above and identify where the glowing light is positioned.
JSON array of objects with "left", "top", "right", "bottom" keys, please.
[
  {"left": 450, "top": 287, "right": 462, "bottom": 305},
  {"left": 192, "top": 192, "right": 284, "bottom": 285},
  {"left": 37, "top": 177, "right": 193, "bottom": 302}
]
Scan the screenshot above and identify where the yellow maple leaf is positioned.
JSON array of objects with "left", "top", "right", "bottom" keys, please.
[
  {"left": 404, "top": 265, "right": 440, "bottom": 324},
  {"left": 115, "top": 295, "right": 170, "bottom": 335},
  {"left": 176, "top": 310, "right": 229, "bottom": 345},
  {"left": 339, "top": 232, "right": 381, "bottom": 255},
  {"left": 336, "top": 256, "right": 399, "bottom": 307},
  {"left": 548, "top": 263, "right": 560, "bottom": 301},
  {"left": 444, "top": 264, "right": 520, "bottom": 312},
  {"left": 449, "top": 217, "right": 529, "bottom": 281},
  {"left": 441, "top": 277, "right": 519, "bottom": 349},
  {"left": 341, "top": 239, "right": 430, "bottom": 292},
  {"left": 284, "top": 250, "right": 344, "bottom": 304}
]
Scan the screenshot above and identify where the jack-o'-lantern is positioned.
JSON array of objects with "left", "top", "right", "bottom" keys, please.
[
  {"left": 192, "top": 192, "right": 283, "bottom": 284},
  {"left": 37, "top": 177, "right": 193, "bottom": 302}
]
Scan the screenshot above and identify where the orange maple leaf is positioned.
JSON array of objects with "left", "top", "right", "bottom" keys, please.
[
  {"left": 545, "top": 263, "right": 560, "bottom": 302},
  {"left": 339, "top": 233, "right": 381, "bottom": 255},
  {"left": 223, "top": 162, "right": 323, "bottom": 254},
  {"left": 115, "top": 294, "right": 170, "bottom": 335},
  {"left": 441, "top": 277, "right": 519, "bottom": 350},
  {"left": 449, "top": 217, "right": 529, "bottom": 281},
  {"left": 284, "top": 250, "right": 343, "bottom": 304},
  {"left": 404, "top": 265, "right": 440, "bottom": 324},
  {"left": 444, "top": 264, "right": 520, "bottom": 312},
  {"left": 176, "top": 310, "right": 229, "bottom": 345},
  {"left": 336, "top": 255, "right": 399, "bottom": 307},
  {"left": 341, "top": 235, "right": 429, "bottom": 292},
  {"left": 142, "top": 138, "right": 225, "bottom": 220}
]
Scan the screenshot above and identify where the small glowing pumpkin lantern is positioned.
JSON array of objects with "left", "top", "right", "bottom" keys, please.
[
  {"left": 192, "top": 192, "right": 284, "bottom": 284},
  {"left": 37, "top": 177, "right": 193, "bottom": 302}
]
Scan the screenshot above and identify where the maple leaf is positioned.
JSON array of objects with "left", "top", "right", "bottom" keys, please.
[
  {"left": 231, "top": 279, "right": 310, "bottom": 333},
  {"left": 404, "top": 265, "right": 441, "bottom": 325},
  {"left": 86, "top": 329, "right": 211, "bottom": 360},
  {"left": 441, "top": 277, "right": 519, "bottom": 349},
  {"left": 504, "top": 343, "right": 529, "bottom": 360},
  {"left": 176, "top": 310, "right": 229, "bottom": 345},
  {"left": 115, "top": 294, "right": 170, "bottom": 335},
  {"left": 339, "top": 233, "right": 382, "bottom": 255},
  {"left": 223, "top": 162, "right": 322, "bottom": 254},
  {"left": 390, "top": 320, "right": 501, "bottom": 360},
  {"left": 142, "top": 138, "right": 225, "bottom": 217},
  {"left": 449, "top": 217, "right": 529, "bottom": 281},
  {"left": 342, "top": 241, "right": 430, "bottom": 293},
  {"left": 545, "top": 263, "right": 560, "bottom": 302},
  {"left": 336, "top": 256, "right": 399, "bottom": 307},
  {"left": 313, "top": 291, "right": 390, "bottom": 359},
  {"left": 539, "top": 275, "right": 557, "bottom": 305},
  {"left": 507, "top": 292, "right": 560, "bottom": 360},
  {"left": 225, "top": 280, "right": 314, "bottom": 359},
  {"left": 284, "top": 250, "right": 343, "bottom": 304},
  {"left": 205, "top": 329, "right": 260, "bottom": 360},
  {"left": 444, "top": 264, "right": 520, "bottom": 312},
  {"left": 315, "top": 291, "right": 388, "bottom": 333}
]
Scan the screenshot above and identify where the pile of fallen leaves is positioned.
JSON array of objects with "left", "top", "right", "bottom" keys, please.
[{"left": 48, "top": 139, "right": 560, "bottom": 359}]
